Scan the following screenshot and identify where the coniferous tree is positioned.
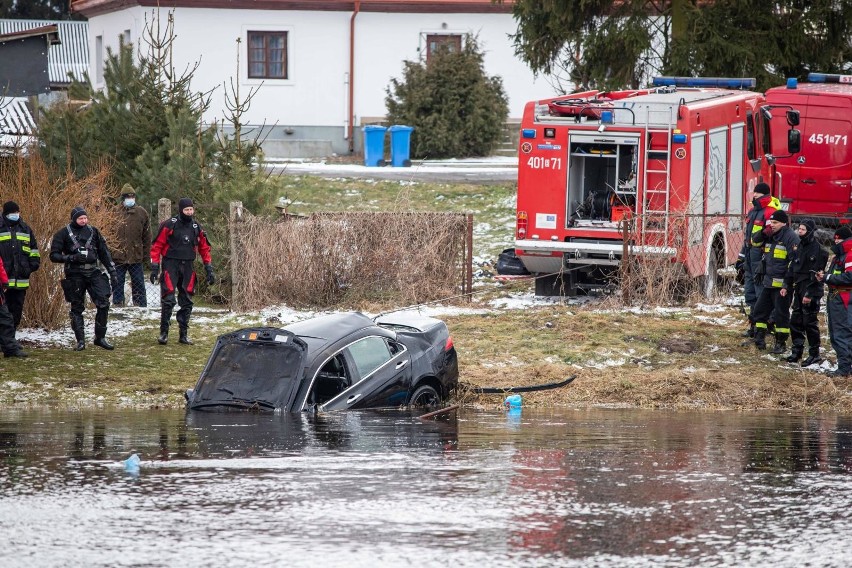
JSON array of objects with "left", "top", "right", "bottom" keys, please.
[
  {"left": 37, "top": 11, "right": 217, "bottom": 205},
  {"left": 508, "top": 0, "right": 852, "bottom": 91},
  {"left": 385, "top": 35, "right": 508, "bottom": 159}
]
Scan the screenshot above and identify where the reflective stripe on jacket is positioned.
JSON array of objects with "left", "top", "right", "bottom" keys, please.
[
  {"left": 0, "top": 220, "right": 40, "bottom": 289},
  {"left": 761, "top": 225, "right": 799, "bottom": 289}
]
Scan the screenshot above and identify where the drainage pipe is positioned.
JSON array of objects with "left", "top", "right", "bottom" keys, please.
[{"left": 348, "top": 0, "right": 361, "bottom": 153}]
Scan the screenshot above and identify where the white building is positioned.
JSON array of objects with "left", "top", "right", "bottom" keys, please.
[{"left": 71, "top": 0, "right": 554, "bottom": 157}]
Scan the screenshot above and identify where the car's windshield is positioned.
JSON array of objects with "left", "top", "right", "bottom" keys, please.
[{"left": 194, "top": 342, "right": 303, "bottom": 407}]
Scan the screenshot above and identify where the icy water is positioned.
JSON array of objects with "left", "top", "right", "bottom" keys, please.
[{"left": 1, "top": 408, "right": 851, "bottom": 568}]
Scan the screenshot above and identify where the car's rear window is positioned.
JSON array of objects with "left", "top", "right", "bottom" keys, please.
[{"left": 196, "top": 342, "right": 303, "bottom": 403}]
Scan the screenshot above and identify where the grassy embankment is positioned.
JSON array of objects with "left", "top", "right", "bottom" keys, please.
[{"left": 3, "top": 175, "right": 850, "bottom": 412}]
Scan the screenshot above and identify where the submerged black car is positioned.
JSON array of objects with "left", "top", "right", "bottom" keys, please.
[{"left": 185, "top": 312, "right": 458, "bottom": 412}]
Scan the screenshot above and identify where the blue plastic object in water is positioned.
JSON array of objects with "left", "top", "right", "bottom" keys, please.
[
  {"left": 504, "top": 394, "right": 522, "bottom": 409},
  {"left": 124, "top": 453, "right": 140, "bottom": 472}
]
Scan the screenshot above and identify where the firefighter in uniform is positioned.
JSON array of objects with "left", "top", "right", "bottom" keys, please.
[
  {"left": 751, "top": 209, "right": 799, "bottom": 353},
  {"left": 736, "top": 182, "right": 780, "bottom": 338},
  {"left": 49, "top": 207, "right": 120, "bottom": 351},
  {"left": 0, "top": 201, "right": 40, "bottom": 330},
  {"left": 150, "top": 197, "right": 214, "bottom": 345},
  {"left": 0, "top": 254, "right": 28, "bottom": 357},
  {"left": 784, "top": 219, "right": 829, "bottom": 366},
  {"left": 816, "top": 225, "right": 852, "bottom": 378}
]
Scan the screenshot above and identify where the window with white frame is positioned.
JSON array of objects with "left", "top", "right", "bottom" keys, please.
[{"left": 247, "top": 31, "right": 288, "bottom": 79}]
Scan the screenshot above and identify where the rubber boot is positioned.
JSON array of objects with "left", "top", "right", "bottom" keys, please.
[
  {"left": 93, "top": 306, "right": 114, "bottom": 350},
  {"left": 770, "top": 332, "right": 788, "bottom": 356},
  {"left": 802, "top": 348, "right": 823, "bottom": 368},
  {"left": 753, "top": 328, "right": 767, "bottom": 351},
  {"left": 158, "top": 310, "right": 171, "bottom": 345},
  {"left": 71, "top": 313, "right": 85, "bottom": 351},
  {"left": 179, "top": 327, "right": 193, "bottom": 345},
  {"left": 785, "top": 345, "right": 803, "bottom": 364},
  {"left": 741, "top": 320, "right": 755, "bottom": 338}
]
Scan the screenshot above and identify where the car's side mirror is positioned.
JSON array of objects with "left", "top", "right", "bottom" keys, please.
[
  {"left": 788, "top": 129, "right": 801, "bottom": 154},
  {"left": 786, "top": 110, "right": 800, "bottom": 127}
]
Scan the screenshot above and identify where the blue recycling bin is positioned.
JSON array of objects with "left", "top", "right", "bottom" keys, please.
[
  {"left": 388, "top": 125, "right": 414, "bottom": 167},
  {"left": 362, "top": 125, "right": 387, "bottom": 167}
]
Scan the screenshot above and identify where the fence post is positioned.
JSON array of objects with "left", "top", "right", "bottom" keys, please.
[
  {"left": 465, "top": 213, "right": 473, "bottom": 302},
  {"left": 229, "top": 201, "right": 244, "bottom": 309},
  {"left": 620, "top": 217, "right": 632, "bottom": 304},
  {"left": 157, "top": 198, "right": 171, "bottom": 224}
]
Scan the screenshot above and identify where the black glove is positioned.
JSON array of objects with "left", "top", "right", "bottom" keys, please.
[
  {"left": 734, "top": 256, "right": 745, "bottom": 272},
  {"left": 65, "top": 252, "right": 87, "bottom": 263},
  {"left": 205, "top": 264, "right": 215, "bottom": 285},
  {"left": 109, "top": 269, "right": 119, "bottom": 290},
  {"left": 150, "top": 264, "right": 159, "bottom": 284}
]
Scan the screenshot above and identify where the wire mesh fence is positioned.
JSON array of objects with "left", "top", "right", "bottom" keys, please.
[{"left": 228, "top": 205, "right": 474, "bottom": 311}]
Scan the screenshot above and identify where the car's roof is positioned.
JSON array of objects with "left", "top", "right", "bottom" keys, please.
[{"left": 284, "top": 312, "right": 375, "bottom": 340}]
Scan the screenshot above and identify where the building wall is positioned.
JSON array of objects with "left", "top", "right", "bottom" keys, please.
[{"left": 84, "top": 6, "right": 554, "bottom": 156}]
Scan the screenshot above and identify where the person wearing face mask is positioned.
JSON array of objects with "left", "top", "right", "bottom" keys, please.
[
  {"left": 784, "top": 219, "right": 829, "bottom": 367},
  {"left": 0, "top": 201, "right": 40, "bottom": 331},
  {"left": 111, "top": 185, "right": 151, "bottom": 307},
  {"left": 149, "top": 197, "right": 214, "bottom": 345},
  {"left": 816, "top": 225, "right": 852, "bottom": 378},
  {"left": 750, "top": 209, "right": 799, "bottom": 353},
  {"left": 49, "top": 206, "right": 120, "bottom": 351},
  {"left": 736, "top": 182, "right": 781, "bottom": 340}
]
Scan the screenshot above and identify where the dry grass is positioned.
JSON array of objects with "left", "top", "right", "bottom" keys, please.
[
  {"left": 232, "top": 210, "right": 470, "bottom": 310},
  {"left": 446, "top": 303, "right": 852, "bottom": 413},
  {"left": 0, "top": 154, "right": 122, "bottom": 329}
]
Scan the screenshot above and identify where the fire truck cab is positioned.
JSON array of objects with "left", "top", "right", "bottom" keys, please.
[
  {"left": 515, "top": 77, "right": 800, "bottom": 296},
  {"left": 765, "top": 73, "right": 852, "bottom": 225}
]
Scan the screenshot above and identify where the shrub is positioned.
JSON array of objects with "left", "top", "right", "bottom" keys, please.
[{"left": 385, "top": 35, "right": 509, "bottom": 159}]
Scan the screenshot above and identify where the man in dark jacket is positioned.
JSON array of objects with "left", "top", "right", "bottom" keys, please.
[
  {"left": 49, "top": 207, "right": 120, "bottom": 351},
  {"left": 150, "top": 197, "right": 214, "bottom": 345},
  {"left": 0, "top": 254, "right": 27, "bottom": 358},
  {"left": 785, "top": 219, "right": 829, "bottom": 366},
  {"left": 112, "top": 185, "right": 151, "bottom": 307},
  {"left": 736, "top": 182, "right": 780, "bottom": 338},
  {"left": 816, "top": 225, "right": 852, "bottom": 378},
  {"left": 751, "top": 209, "right": 800, "bottom": 353},
  {"left": 0, "top": 201, "right": 40, "bottom": 330}
]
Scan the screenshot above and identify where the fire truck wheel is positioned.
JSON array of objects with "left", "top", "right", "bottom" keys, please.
[{"left": 700, "top": 244, "right": 724, "bottom": 299}]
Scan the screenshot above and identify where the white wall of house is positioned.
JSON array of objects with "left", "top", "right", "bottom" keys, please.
[{"left": 83, "top": 6, "right": 555, "bottom": 156}]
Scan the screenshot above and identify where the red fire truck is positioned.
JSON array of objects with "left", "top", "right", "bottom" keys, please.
[
  {"left": 764, "top": 73, "right": 852, "bottom": 225},
  {"left": 514, "top": 77, "right": 800, "bottom": 296}
]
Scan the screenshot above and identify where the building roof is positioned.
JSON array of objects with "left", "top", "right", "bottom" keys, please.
[
  {"left": 0, "top": 20, "right": 89, "bottom": 86},
  {"left": 71, "top": 0, "right": 512, "bottom": 17},
  {"left": 0, "top": 97, "right": 36, "bottom": 153}
]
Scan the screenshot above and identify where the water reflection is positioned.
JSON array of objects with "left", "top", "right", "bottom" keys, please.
[{"left": 0, "top": 408, "right": 851, "bottom": 567}]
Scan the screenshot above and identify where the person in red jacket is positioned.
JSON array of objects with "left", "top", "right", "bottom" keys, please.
[
  {"left": 0, "top": 255, "right": 27, "bottom": 357},
  {"left": 149, "top": 198, "right": 214, "bottom": 345}
]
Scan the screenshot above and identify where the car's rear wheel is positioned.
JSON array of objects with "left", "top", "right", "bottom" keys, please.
[{"left": 409, "top": 384, "right": 440, "bottom": 408}]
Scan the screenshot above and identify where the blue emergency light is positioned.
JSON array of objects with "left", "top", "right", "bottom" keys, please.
[
  {"left": 807, "top": 73, "right": 852, "bottom": 84},
  {"left": 672, "top": 133, "right": 687, "bottom": 144},
  {"left": 652, "top": 77, "right": 756, "bottom": 89},
  {"left": 522, "top": 129, "right": 536, "bottom": 139},
  {"left": 786, "top": 78, "right": 798, "bottom": 89},
  {"left": 600, "top": 111, "right": 614, "bottom": 124}
]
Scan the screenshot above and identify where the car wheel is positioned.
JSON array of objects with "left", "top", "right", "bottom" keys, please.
[{"left": 409, "top": 384, "right": 440, "bottom": 408}]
